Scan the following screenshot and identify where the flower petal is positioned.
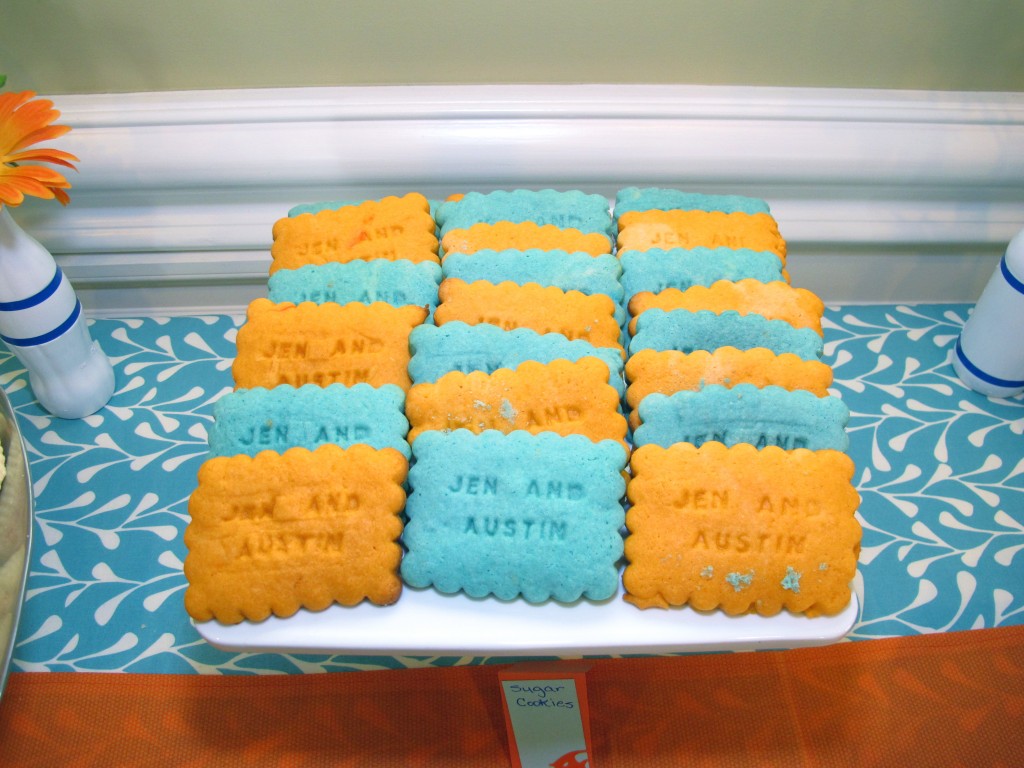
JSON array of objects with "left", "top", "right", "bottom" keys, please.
[
  {"left": 6, "top": 148, "right": 80, "bottom": 169},
  {"left": 0, "top": 182, "right": 26, "bottom": 207},
  {"left": 0, "top": 174, "right": 54, "bottom": 200},
  {"left": 0, "top": 90, "right": 76, "bottom": 207},
  {"left": 0, "top": 91, "right": 35, "bottom": 122},
  {"left": 7, "top": 124, "right": 72, "bottom": 156},
  {"left": 2, "top": 164, "right": 70, "bottom": 183}
]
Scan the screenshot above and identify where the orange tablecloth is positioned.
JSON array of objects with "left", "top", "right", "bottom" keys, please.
[{"left": 2, "top": 626, "right": 1022, "bottom": 767}]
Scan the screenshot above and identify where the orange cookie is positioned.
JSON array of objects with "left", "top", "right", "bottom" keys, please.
[
  {"left": 184, "top": 445, "right": 409, "bottom": 624},
  {"left": 624, "top": 442, "right": 861, "bottom": 616},
  {"left": 441, "top": 221, "right": 612, "bottom": 256},
  {"left": 435, "top": 279, "right": 623, "bottom": 354},
  {"left": 270, "top": 193, "right": 439, "bottom": 274},
  {"left": 627, "top": 279, "right": 824, "bottom": 336},
  {"left": 406, "top": 358, "right": 627, "bottom": 448},
  {"left": 624, "top": 348, "right": 834, "bottom": 430},
  {"left": 617, "top": 209, "right": 786, "bottom": 262},
  {"left": 233, "top": 298, "right": 428, "bottom": 390}
]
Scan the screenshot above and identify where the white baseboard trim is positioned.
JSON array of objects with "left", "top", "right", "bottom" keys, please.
[{"left": 11, "top": 84, "right": 1024, "bottom": 315}]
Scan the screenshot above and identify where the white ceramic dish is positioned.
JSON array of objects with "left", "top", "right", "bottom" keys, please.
[{"left": 195, "top": 586, "right": 859, "bottom": 657}]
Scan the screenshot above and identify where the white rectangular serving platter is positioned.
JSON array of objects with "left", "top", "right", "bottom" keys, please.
[{"left": 196, "top": 586, "right": 859, "bottom": 657}]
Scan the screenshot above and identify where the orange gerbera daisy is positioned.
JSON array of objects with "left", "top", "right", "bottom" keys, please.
[{"left": 0, "top": 90, "right": 79, "bottom": 208}]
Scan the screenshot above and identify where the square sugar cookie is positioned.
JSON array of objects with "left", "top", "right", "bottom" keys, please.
[
  {"left": 233, "top": 299, "right": 427, "bottom": 391},
  {"left": 270, "top": 193, "right": 439, "bottom": 274},
  {"left": 442, "top": 249, "right": 623, "bottom": 304},
  {"left": 408, "top": 321, "right": 626, "bottom": 398},
  {"left": 406, "top": 358, "right": 627, "bottom": 449},
  {"left": 627, "top": 280, "right": 824, "bottom": 337},
  {"left": 613, "top": 187, "right": 771, "bottom": 217},
  {"left": 207, "top": 382, "right": 410, "bottom": 458},
  {"left": 624, "top": 442, "right": 861, "bottom": 616},
  {"left": 435, "top": 189, "right": 613, "bottom": 239},
  {"left": 442, "top": 250, "right": 626, "bottom": 329},
  {"left": 287, "top": 196, "right": 443, "bottom": 219},
  {"left": 628, "top": 309, "right": 825, "bottom": 362},
  {"left": 268, "top": 260, "right": 441, "bottom": 315},
  {"left": 441, "top": 222, "right": 613, "bottom": 256},
  {"left": 624, "top": 348, "right": 833, "bottom": 431},
  {"left": 435, "top": 279, "right": 623, "bottom": 355},
  {"left": 616, "top": 209, "right": 786, "bottom": 262},
  {"left": 632, "top": 384, "right": 850, "bottom": 452},
  {"left": 619, "top": 247, "right": 787, "bottom": 305},
  {"left": 402, "top": 430, "right": 628, "bottom": 603},
  {"left": 185, "top": 445, "right": 409, "bottom": 624}
]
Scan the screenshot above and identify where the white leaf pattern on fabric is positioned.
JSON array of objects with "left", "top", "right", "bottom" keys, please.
[{"left": 0, "top": 307, "right": 1019, "bottom": 672}]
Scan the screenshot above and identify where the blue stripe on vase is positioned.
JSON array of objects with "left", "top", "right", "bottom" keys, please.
[
  {"left": 0, "top": 299, "right": 82, "bottom": 348},
  {"left": 1000, "top": 255, "right": 1024, "bottom": 296},
  {"left": 0, "top": 267, "right": 64, "bottom": 312},
  {"left": 955, "top": 336, "right": 1024, "bottom": 388}
]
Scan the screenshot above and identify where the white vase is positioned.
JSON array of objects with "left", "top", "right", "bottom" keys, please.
[
  {"left": 0, "top": 206, "right": 115, "bottom": 418},
  {"left": 953, "top": 227, "right": 1024, "bottom": 398}
]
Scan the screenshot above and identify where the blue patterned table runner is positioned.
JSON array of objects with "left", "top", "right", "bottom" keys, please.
[{"left": 1, "top": 304, "right": 1021, "bottom": 674}]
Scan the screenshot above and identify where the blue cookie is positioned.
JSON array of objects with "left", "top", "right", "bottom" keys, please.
[
  {"left": 442, "top": 249, "right": 623, "bottom": 302},
  {"left": 435, "top": 189, "right": 614, "bottom": 240},
  {"left": 620, "top": 248, "right": 785, "bottom": 304},
  {"left": 268, "top": 260, "right": 441, "bottom": 314},
  {"left": 401, "top": 430, "right": 627, "bottom": 603},
  {"left": 409, "top": 321, "right": 626, "bottom": 397},
  {"left": 207, "top": 383, "right": 410, "bottom": 458},
  {"left": 287, "top": 200, "right": 360, "bottom": 217},
  {"left": 629, "top": 309, "right": 824, "bottom": 361},
  {"left": 442, "top": 249, "right": 626, "bottom": 329},
  {"left": 288, "top": 199, "right": 444, "bottom": 220},
  {"left": 633, "top": 384, "right": 849, "bottom": 451},
  {"left": 614, "top": 187, "right": 771, "bottom": 218}
]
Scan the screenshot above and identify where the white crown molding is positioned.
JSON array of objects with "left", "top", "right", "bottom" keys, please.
[{"left": 10, "top": 84, "right": 1024, "bottom": 315}]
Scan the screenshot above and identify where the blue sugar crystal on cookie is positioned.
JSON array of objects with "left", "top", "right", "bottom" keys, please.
[
  {"left": 620, "top": 248, "right": 786, "bottom": 304},
  {"left": 401, "top": 430, "right": 628, "bottom": 603},
  {"left": 435, "top": 189, "right": 614, "bottom": 240},
  {"left": 268, "top": 261, "right": 441, "bottom": 314},
  {"left": 408, "top": 321, "right": 625, "bottom": 397},
  {"left": 629, "top": 309, "right": 824, "bottom": 360},
  {"left": 632, "top": 384, "right": 849, "bottom": 451},
  {"left": 207, "top": 383, "right": 410, "bottom": 458},
  {"left": 613, "top": 187, "right": 771, "bottom": 218}
]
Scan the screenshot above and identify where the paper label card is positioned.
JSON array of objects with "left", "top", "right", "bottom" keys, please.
[{"left": 499, "top": 663, "right": 593, "bottom": 768}]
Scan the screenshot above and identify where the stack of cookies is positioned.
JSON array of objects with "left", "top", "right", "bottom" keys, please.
[
  {"left": 402, "top": 191, "right": 630, "bottom": 603},
  {"left": 184, "top": 194, "right": 439, "bottom": 624},
  {"left": 183, "top": 186, "right": 861, "bottom": 626},
  {"left": 616, "top": 188, "right": 861, "bottom": 616}
]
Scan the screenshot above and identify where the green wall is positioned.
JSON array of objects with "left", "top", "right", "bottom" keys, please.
[{"left": 3, "top": 0, "right": 1023, "bottom": 94}]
